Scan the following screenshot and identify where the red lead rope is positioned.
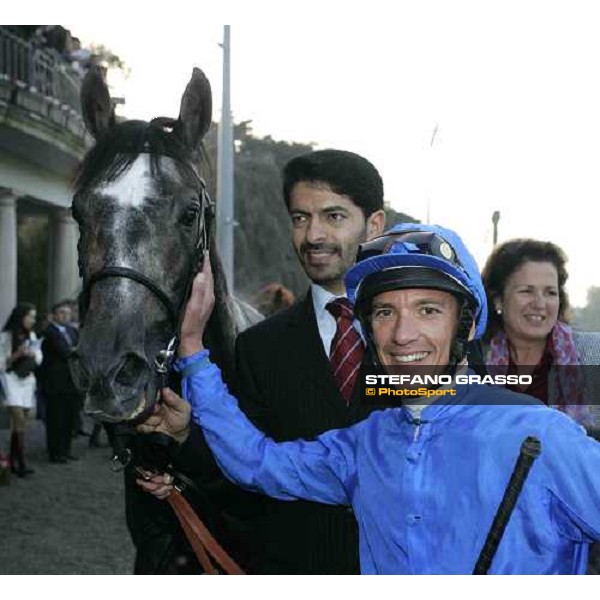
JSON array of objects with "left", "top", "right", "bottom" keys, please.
[{"left": 167, "top": 491, "right": 246, "bottom": 575}]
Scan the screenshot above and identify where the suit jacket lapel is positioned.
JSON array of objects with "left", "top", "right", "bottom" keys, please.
[{"left": 52, "top": 323, "right": 72, "bottom": 350}]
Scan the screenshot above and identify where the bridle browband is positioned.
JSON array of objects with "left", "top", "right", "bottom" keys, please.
[{"left": 78, "top": 151, "right": 215, "bottom": 390}]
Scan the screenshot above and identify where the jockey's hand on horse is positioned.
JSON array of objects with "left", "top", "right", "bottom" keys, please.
[
  {"left": 135, "top": 388, "right": 188, "bottom": 499},
  {"left": 179, "top": 251, "right": 215, "bottom": 356},
  {"left": 136, "top": 253, "right": 215, "bottom": 499},
  {"left": 137, "top": 387, "right": 192, "bottom": 444},
  {"left": 136, "top": 388, "right": 192, "bottom": 500}
]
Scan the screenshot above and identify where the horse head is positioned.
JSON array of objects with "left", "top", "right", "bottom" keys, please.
[{"left": 70, "top": 66, "right": 229, "bottom": 422}]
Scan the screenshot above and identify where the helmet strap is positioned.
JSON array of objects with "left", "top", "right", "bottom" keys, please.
[{"left": 444, "top": 298, "right": 475, "bottom": 376}]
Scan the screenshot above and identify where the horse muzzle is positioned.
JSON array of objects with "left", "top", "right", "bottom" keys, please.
[{"left": 70, "top": 350, "right": 159, "bottom": 422}]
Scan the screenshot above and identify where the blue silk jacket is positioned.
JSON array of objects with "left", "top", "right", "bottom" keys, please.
[{"left": 177, "top": 351, "right": 600, "bottom": 574}]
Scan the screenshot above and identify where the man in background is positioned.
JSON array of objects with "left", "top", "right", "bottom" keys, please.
[{"left": 39, "top": 300, "right": 82, "bottom": 463}]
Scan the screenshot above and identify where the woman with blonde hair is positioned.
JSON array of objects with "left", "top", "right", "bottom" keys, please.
[{"left": 0, "top": 303, "right": 42, "bottom": 477}]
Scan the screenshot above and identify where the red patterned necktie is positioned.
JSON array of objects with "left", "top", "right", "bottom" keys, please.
[{"left": 326, "top": 298, "right": 365, "bottom": 404}]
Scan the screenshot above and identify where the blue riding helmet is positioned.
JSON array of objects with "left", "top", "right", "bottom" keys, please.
[{"left": 346, "top": 223, "right": 488, "bottom": 339}]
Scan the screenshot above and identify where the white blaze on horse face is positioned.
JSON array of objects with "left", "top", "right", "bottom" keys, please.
[
  {"left": 95, "top": 155, "right": 157, "bottom": 287},
  {"left": 92, "top": 155, "right": 176, "bottom": 309},
  {"left": 97, "top": 155, "right": 154, "bottom": 208}
]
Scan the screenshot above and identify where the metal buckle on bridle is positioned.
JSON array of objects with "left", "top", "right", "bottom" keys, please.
[
  {"left": 196, "top": 179, "right": 214, "bottom": 254},
  {"left": 155, "top": 335, "right": 178, "bottom": 391},
  {"left": 155, "top": 336, "right": 178, "bottom": 375},
  {"left": 173, "top": 477, "right": 188, "bottom": 494},
  {"left": 111, "top": 447, "right": 132, "bottom": 472}
]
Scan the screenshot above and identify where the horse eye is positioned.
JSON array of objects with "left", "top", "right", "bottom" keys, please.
[{"left": 180, "top": 201, "right": 200, "bottom": 226}]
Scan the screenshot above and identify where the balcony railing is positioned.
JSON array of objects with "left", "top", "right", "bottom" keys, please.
[{"left": 0, "top": 27, "right": 81, "bottom": 112}]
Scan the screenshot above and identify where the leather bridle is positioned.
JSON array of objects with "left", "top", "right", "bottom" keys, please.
[
  {"left": 76, "top": 157, "right": 245, "bottom": 573},
  {"left": 78, "top": 161, "right": 214, "bottom": 388}
]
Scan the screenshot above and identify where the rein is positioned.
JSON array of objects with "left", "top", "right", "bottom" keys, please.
[
  {"left": 168, "top": 492, "right": 245, "bottom": 574},
  {"left": 110, "top": 431, "right": 245, "bottom": 574},
  {"left": 77, "top": 151, "right": 245, "bottom": 574}
]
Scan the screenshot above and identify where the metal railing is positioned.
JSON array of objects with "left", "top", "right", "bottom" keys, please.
[{"left": 0, "top": 27, "right": 81, "bottom": 112}]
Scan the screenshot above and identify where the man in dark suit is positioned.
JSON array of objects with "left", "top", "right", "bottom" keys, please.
[
  {"left": 233, "top": 150, "right": 385, "bottom": 573},
  {"left": 39, "top": 300, "right": 81, "bottom": 463}
]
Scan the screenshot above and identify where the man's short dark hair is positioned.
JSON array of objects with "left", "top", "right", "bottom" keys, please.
[
  {"left": 283, "top": 149, "right": 384, "bottom": 218},
  {"left": 52, "top": 300, "right": 74, "bottom": 314}
]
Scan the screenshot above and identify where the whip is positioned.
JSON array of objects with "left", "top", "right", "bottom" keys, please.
[{"left": 473, "top": 436, "right": 542, "bottom": 574}]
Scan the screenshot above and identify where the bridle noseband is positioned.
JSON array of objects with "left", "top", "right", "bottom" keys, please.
[
  {"left": 85, "top": 266, "right": 180, "bottom": 325},
  {"left": 78, "top": 158, "right": 215, "bottom": 390}
]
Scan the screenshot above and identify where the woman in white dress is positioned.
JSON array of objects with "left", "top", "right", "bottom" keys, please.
[{"left": 0, "top": 303, "right": 42, "bottom": 477}]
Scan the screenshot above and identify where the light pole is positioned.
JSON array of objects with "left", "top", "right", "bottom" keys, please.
[
  {"left": 425, "top": 123, "right": 439, "bottom": 225},
  {"left": 217, "top": 25, "right": 234, "bottom": 290},
  {"left": 492, "top": 210, "right": 500, "bottom": 246}
]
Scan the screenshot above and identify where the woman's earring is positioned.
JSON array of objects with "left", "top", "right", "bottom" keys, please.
[{"left": 496, "top": 308, "right": 503, "bottom": 316}]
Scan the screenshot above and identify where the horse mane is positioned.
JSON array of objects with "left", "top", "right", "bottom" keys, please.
[
  {"left": 74, "top": 118, "right": 239, "bottom": 387},
  {"left": 73, "top": 119, "right": 199, "bottom": 192},
  {"left": 204, "top": 243, "right": 237, "bottom": 385}
]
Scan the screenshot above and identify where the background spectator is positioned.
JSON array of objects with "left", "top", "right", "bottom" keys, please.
[
  {"left": 38, "top": 301, "right": 82, "bottom": 463},
  {"left": 0, "top": 303, "right": 42, "bottom": 477},
  {"left": 481, "top": 238, "right": 600, "bottom": 430}
]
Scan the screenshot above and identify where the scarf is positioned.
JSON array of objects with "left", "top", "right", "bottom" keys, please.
[{"left": 486, "top": 321, "right": 592, "bottom": 427}]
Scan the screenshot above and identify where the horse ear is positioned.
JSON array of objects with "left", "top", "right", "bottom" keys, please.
[
  {"left": 80, "top": 65, "right": 115, "bottom": 139},
  {"left": 174, "top": 67, "right": 212, "bottom": 151}
]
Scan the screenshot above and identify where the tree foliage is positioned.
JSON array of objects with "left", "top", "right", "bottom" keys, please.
[
  {"left": 573, "top": 287, "right": 600, "bottom": 332},
  {"left": 88, "top": 43, "right": 129, "bottom": 74}
]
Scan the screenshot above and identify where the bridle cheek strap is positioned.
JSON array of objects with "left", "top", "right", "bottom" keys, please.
[{"left": 78, "top": 172, "right": 214, "bottom": 393}]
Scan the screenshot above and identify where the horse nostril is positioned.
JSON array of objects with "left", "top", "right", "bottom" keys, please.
[{"left": 114, "top": 353, "right": 148, "bottom": 387}]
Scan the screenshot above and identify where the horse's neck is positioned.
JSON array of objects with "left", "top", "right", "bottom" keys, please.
[
  {"left": 201, "top": 238, "right": 262, "bottom": 383},
  {"left": 231, "top": 297, "right": 264, "bottom": 332}
]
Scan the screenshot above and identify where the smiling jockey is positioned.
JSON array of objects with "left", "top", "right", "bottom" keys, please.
[{"left": 138, "top": 223, "right": 600, "bottom": 574}]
